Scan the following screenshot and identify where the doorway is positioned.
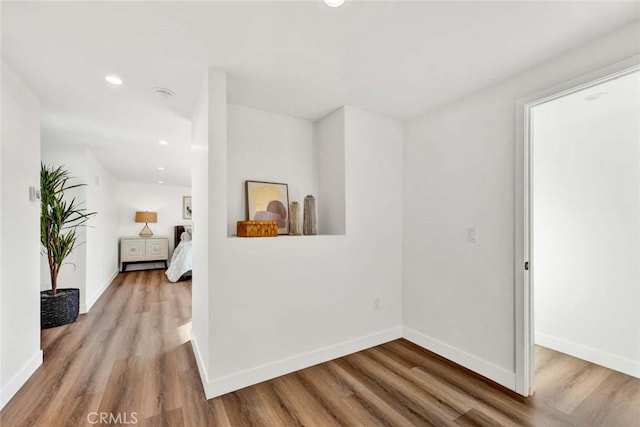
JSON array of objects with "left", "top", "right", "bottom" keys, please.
[{"left": 515, "top": 57, "right": 640, "bottom": 396}]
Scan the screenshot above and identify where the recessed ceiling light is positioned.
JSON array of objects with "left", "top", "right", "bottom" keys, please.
[
  {"left": 159, "top": 140, "right": 169, "bottom": 146},
  {"left": 158, "top": 166, "right": 165, "bottom": 171},
  {"left": 585, "top": 92, "right": 608, "bottom": 101},
  {"left": 324, "top": 0, "right": 345, "bottom": 7},
  {"left": 105, "top": 74, "right": 123, "bottom": 85},
  {"left": 158, "top": 180, "right": 164, "bottom": 184}
]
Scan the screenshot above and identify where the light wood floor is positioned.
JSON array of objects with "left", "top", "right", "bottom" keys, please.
[{"left": 1, "top": 270, "right": 638, "bottom": 426}]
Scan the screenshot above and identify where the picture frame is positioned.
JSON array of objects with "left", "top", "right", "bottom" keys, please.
[
  {"left": 245, "top": 180, "right": 289, "bottom": 234},
  {"left": 183, "top": 196, "right": 192, "bottom": 220}
]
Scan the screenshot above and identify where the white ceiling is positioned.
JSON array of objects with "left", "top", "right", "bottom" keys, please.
[{"left": 2, "top": 1, "right": 639, "bottom": 186}]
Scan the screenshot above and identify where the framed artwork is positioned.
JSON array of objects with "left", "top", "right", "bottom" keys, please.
[
  {"left": 183, "top": 196, "right": 192, "bottom": 219},
  {"left": 245, "top": 180, "right": 289, "bottom": 234}
]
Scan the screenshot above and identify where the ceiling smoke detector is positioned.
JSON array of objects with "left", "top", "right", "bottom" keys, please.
[{"left": 154, "top": 88, "right": 174, "bottom": 100}]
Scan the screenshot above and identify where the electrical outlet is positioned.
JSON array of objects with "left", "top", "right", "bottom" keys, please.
[
  {"left": 373, "top": 297, "right": 381, "bottom": 310},
  {"left": 467, "top": 227, "right": 478, "bottom": 243}
]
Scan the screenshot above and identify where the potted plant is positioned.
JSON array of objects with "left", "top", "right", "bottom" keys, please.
[{"left": 40, "top": 163, "right": 96, "bottom": 329}]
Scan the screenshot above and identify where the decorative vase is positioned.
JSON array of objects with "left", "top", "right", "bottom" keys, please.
[
  {"left": 289, "top": 201, "right": 302, "bottom": 235},
  {"left": 303, "top": 195, "right": 317, "bottom": 235}
]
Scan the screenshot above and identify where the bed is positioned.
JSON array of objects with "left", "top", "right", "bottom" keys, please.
[{"left": 165, "top": 225, "right": 193, "bottom": 282}]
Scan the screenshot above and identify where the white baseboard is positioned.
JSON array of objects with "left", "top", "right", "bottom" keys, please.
[
  {"left": 403, "top": 327, "right": 516, "bottom": 391},
  {"left": 0, "top": 350, "right": 43, "bottom": 411},
  {"left": 81, "top": 269, "right": 119, "bottom": 314},
  {"left": 535, "top": 332, "right": 640, "bottom": 379},
  {"left": 203, "top": 327, "right": 403, "bottom": 399},
  {"left": 191, "top": 335, "right": 210, "bottom": 391}
]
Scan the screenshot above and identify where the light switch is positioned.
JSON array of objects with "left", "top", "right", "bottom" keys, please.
[
  {"left": 29, "top": 186, "right": 41, "bottom": 202},
  {"left": 467, "top": 227, "right": 477, "bottom": 243}
]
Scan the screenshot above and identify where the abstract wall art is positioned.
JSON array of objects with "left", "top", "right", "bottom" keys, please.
[{"left": 245, "top": 180, "right": 290, "bottom": 234}]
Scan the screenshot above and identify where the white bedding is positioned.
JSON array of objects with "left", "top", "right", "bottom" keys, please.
[{"left": 166, "top": 240, "right": 192, "bottom": 282}]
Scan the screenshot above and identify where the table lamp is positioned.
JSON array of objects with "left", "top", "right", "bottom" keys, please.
[{"left": 135, "top": 211, "right": 157, "bottom": 238}]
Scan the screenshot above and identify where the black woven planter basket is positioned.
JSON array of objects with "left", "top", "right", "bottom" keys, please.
[{"left": 41, "top": 288, "right": 80, "bottom": 329}]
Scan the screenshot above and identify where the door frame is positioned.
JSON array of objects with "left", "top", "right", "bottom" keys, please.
[{"left": 514, "top": 55, "right": 640, "bottom": 396}]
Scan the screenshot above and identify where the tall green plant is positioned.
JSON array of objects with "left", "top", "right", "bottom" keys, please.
[{"left": 40, "top": 163, "right": 96, "bottom": 295}]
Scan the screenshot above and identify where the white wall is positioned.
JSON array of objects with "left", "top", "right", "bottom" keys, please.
[
  {"left": 0, "top": 61, "right": 42, "bottom": 410},
  {"left": 190, "top": 70, "right": 211, "bottom": 386},
  {"left": 85, "top": 151, "right": 119, "bottom": 311},
  {"left": 403, "top": 21, "right": 640, "bottom": 391},
  {"left": 533, "top": 73, "right": 640, "bottom": 377},
  {"left": 227, "top": 104, "right": 316, "bottom": 236},
  {"left": 316, "top": 108, "right": 346, "bottom": 235},
  {"left": 195, "top": 70, "right": 404, "bottom": 397},
  {"left": 115, "top": 181, "right": 192, "bottom": 264},
  {"left": 0, "top": 50, "right": 3, "bottom": 404},
  {"left": 205, "top": 68, "right": 230, "bottom": 394}
]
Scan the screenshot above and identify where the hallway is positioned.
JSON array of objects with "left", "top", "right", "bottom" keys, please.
[{"left": 0, "top": 270, "right": 208, "bottom": 426}]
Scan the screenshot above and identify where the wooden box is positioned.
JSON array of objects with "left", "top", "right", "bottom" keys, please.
[{"left": 237, "top": 220, "right": 279, "bottom": 237}]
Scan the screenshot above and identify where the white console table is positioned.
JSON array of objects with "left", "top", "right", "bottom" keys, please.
[{"left": 119, "top": 236, "right": 169, "bottom": 272}]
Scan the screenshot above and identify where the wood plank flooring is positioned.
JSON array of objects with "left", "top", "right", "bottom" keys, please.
[{"left": 1, "top": 270, "right": 638, "bottom": 426}]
